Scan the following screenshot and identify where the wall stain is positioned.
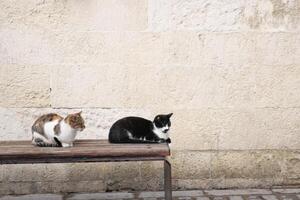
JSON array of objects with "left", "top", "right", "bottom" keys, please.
[{"left": 244, "top": 0, "right": 300, "bottom": 29}]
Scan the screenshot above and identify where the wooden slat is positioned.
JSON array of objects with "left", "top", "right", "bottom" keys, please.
[
  {"left": 0, "top": 140, "right": 170, "bottom": 164},
  {"left": 0, "top": 157, "right": 167, "bottom": 164}
]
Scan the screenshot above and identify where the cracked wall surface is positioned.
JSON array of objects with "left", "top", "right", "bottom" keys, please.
[{"left": 0, "top": 0, "right": 299, "bottom": 195}]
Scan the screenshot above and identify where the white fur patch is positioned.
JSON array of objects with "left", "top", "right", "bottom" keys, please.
[
  {"left": 161, "top": 125, "right": 169, "bottom": 133},
  {"left": 127, "top": 131, "right": 134, "bottom": 139},
  {"left": 153, "top": 124, "right": 169, "bottom": 139},
  {"left": 62, "top": 143, "right": 71, "bottom": 147},
  {"left": 43, "top": 119, "right": 59, "bottom": 141},
  {"left": 56, "top": 120, "right": 77, "bottom": 144}
]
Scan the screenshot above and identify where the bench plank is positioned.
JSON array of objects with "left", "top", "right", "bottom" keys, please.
[{"left": 0, "top": 140, "right": 170, "bottom": 164}]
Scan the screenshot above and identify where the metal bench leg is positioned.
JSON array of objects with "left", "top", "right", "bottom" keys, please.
[{"left": 164, "top": 159, "right": 172, "bottom": 200}]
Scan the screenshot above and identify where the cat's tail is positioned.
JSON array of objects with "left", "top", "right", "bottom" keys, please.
[{"left": 32, "top": 138, "right": 62, "bottom": 147}]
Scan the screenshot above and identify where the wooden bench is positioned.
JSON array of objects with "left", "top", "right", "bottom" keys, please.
[{"left": 0, "top": 140, "right": 172, "bottom": 199}]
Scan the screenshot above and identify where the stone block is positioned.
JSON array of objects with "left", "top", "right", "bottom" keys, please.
[
  {"left": 33, "top": 180, "right": 105, "bottom": 194},
  {"left": 140, "top": 161, "right": 164, "bottom": 191},
  {"left": 0, "top": 182, "right": 35, "bottom": 195},
  {"left": 48, "top": 32, "right": 300, "bottom": 66},
  {"left": 1, "top": 164, "right": 68, "bottom": 182},
  {"left": 148, "top": 0, "right": 300, "bottom": 31},
  {"left": 211, "top": 151, "right": 300, "bottom": 180},
  {"left": 0, "top": 194, "right": 63, "bottom": 200},
  {"left": 218, "top": 108, "right": 300, "bottom": 150},
  {"left": 0, "top": 0, "right": 147, "bottom": 32},
  {"left": 170, "top": 151, "right": 211, "bottom": 180},
  {"left": 211, "top": 151, "right": 282, "bottom": 179},
  {"left": 50, "top": 64, "right": 130, "bottom": 108},
  {"left": 102, "top": 162, "right": 142, "bottom": 191},
  {"left": 0, "top": 27, "right": 57, "bottom": 65},
  {"left": 0, "top": 65, "right": 50, "bottom": 107}
]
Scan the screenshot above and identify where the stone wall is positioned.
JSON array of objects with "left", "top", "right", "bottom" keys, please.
[{"left": 0, "top": 0, "right": 299, "bottom": 195}]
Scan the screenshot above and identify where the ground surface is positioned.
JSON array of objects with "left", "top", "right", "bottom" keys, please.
[{"left": 0, "top": 188, "right": 299, "bottom": 200}]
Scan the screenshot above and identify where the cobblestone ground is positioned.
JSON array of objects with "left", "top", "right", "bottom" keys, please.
[{"left": 0, "top": 188, "right": 299, "bottom": 200}]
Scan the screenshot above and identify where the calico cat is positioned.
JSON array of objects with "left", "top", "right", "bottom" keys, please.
[
  {"left": 32, "top": 112, "right": 85, "bottom": 147},
  {"left": 109, "top": 113, "right": 173, "bottom": 143}
]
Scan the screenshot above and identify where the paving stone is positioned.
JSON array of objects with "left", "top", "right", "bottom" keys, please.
[
  {"left": 138, "top": 191, "right": 164, "bottom": 198},
  {"left": 205, "top": 189, "right": 272, "bottom": 196},
  {"left": 0, "top": 194, "right": 62, "bottom": 200},
  {"left": 67, "top": 192, "right": 134, "bottom": 200},
  {"left": 262, "top": 195, "right": 279, "bottom": 200},
  {"left": 279, "top": 195, "right": 296, "bottom": 200},
  {"left": 173, "top": 190, "right": 204, "bottom": 197},
  {"left": 272, "top": 189, "right": 300, "bottom": 194},
  {"left": 212, "top": 197, "right": 227, "bottom": 200},
  {"left": 196, "top": 197, "right": 210, "bottom": 200},
  {"left": 229, "top": 196, "right": 244, "bottom": 200},
  {"left": 248, "top": 196, "right": 262, "bottom": 200},
  {"left": 139, "top": 190, "right": 203, "bottom": 198}
]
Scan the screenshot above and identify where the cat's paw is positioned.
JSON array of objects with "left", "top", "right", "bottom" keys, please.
[
  {"left": 158, "top": 139, "right": 166, "bottom": 143},
  {"left": 62, "top": 143, "right": 71, "bottom": 148},
  {"left": 166, "top": 138, "right": 171, "bottom": 143}
]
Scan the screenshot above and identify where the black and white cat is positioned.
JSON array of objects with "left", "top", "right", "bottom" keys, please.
[{"left": 108, "top": 113, "right": 173, "bottom": 143}]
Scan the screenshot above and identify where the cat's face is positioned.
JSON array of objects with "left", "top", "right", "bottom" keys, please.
[
  {"left": 65, "top": 112, "right": 85, "bottom": 131},
  {"left": 153, "top": 113, "right": 173, "bottom": 134}
]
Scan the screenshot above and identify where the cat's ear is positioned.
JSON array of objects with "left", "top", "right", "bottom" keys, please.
[
  {"left": 77, "top": 111, "right": 82, "bottom": 115},
  {"left": 167, "top": 113, "right": 173, "bottom": 118}
]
